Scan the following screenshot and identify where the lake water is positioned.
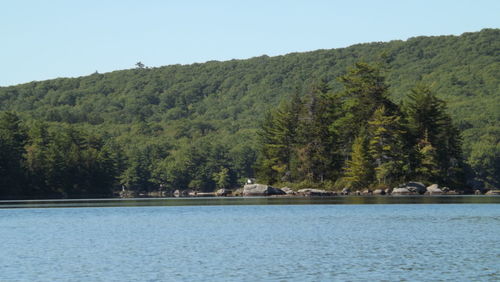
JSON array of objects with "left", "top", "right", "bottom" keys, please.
[{"left": 1, "top": 197, "right": 499, "bottom": 281}]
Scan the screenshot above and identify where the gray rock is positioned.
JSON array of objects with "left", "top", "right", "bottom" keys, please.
[
  {"left": 372, "top": 189, "right": 386, "bottom": 195},
  {"left": 426, "top": 184, "right": 443, "bottom": 194},
  {"left": 485, "top": 190, "right": 500, "bottom": 195},
  {"left": 173, "top": 189, "right": 181, "bottom": 197},
  {"left": 173, "top": 189, "right": 195, "bottom": 197},
  {"left": 215, "top": 188, "right": 231, "bottom": 196},
  {"left": 341, "top": 188, "right": 351, "bottom": 195},
  {"left": 281, "top": 187, "right": 296, "bottom": 195},
  {"left": 297, "top": 188, "right": 335, "bottom": 196},
  {"left": 243, "top": 184, "right": 285, "bottom": 196},
  {"left": 195, "top": 192, "right": 216, "bottom": 197},
  {"left": 405, "top": 182, "right": 426, "bottom": 194},
  {"left": 392, "top": 187, "right": 412, "bottom": 195},
  {"left": 233, "top": 188, "right": 244, "bottom": 196}
]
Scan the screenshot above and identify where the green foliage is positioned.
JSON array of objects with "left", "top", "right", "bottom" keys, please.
[
  {"left": 257, "top": 62, "right": 466, "bottom": 190},
  {"left": 0, "top": 112, "right": 28, "bottom": 198},
  {"left": 367, "top": 105, "right": 406, "bottom": 184},
  {"left": 342, "top": 135, "right": 374, "bottom": 189},
  {"left": 0, "top": 113, "right": 119, "bottom": 199},
  {"left": 404, "top": 86, "right": 465, "bottom": 186},
  {"left": 256, "top": 93, "right": 301, "bottom": 184},
  {"left": 0, "top": 29, "right": 498, "bottom": 198},
  {"left": 466, "top": 129, "right": 500, "bottom": 189}
]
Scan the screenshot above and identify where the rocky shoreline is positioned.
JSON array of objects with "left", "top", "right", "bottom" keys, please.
[{"left": 119, "top": 182, "right": 500, "bottom": 198}]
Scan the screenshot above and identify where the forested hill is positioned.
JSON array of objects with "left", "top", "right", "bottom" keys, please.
[{"left": 0, "top": 28, "right": 498, "bottom": 197}]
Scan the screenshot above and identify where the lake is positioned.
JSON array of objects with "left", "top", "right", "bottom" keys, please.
[{"left": 1, "top": 197, "right": 499, "bottom": 281}]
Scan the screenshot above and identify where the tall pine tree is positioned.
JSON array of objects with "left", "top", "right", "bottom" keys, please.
[
  {"left": 405, "top": 85, "right": 465, "bottom": 186},
  {"left": 342, "top": 134, "right": 374, "bottom": 189},
  {"left": 367, "top": 105, "right": 406, "bottom": 185}
]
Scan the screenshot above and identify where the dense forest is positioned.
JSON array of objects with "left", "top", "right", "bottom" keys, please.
[
  {"left": 0, "top": 29, "right": 498, "bottom": 199},
  {"left": 256, "top": 62, "right": 464, "bottom": 191}
]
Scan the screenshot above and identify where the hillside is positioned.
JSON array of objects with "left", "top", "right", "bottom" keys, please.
[{"left": 0, "top": 28, "right": 498, "bottom": 197}]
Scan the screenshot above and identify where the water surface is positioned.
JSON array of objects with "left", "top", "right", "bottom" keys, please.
[
  {"left": 1, "top": 199, "right": 499, "bottom": 281},
  {"left": 1, "top": 195, "right": 499, "bottom": 208}
]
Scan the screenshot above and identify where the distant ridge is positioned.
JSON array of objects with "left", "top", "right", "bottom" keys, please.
[{"left": 1, "top": 28, "right": 498, "bottom": 189}]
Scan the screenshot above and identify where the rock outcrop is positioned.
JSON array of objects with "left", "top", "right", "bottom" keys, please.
[
  {"left": 341, "top": 188, "right": 350, "bottom": 195},
  {"left": 372, "top": 189, "right": 386, "bottom": 195},
  {"left": 281, "top": 187, "right": 296, "bottom": 195},
  {"left": 232, "top": 188, "right": 244, "bottom": 196},
  {"left": 426, "top": 184, "right": 443, "bottom": 195},
  {"left": 393, "top": 182, "right": 426, "bottom": 195},
  {"left": 405, "top": 182, "right": 426, "bottom": 194},
  {"left": 391, "top": 187, "right": 412, "bottom": 195},
  {"left": 297, "top": 189, "right": 335, "bottom": 196},
  {"left": 242, "top": 184, "right": 285, "bottom": 196},
  {"left": 215, "top": 188, "right": 232, "bottom": 196}
]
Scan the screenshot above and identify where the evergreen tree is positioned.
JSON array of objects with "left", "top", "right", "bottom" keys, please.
[
  {"left": 405, "top": 85, "right": 465, "bottom": 186},
  {"left": 256, "top": 93, "right": 301, "bottom": 183},
  {"left": 294, "top": 80, "right": 339, "bottom": 182},
  {"left": 415, "top": 131, "right": 440, "bottom": 182},
  {"left": 0, "top": 112, "right": 27, "bottom": 198},
  {"left": 24, "top": 120, "right": 52, "bottom": 197},
  {"left": 468, "top": 131, "right": 500, "bottom": 189},
  {"left": 332, "top": 62, "right": 396, "bottom": 160},
  {"left": 367, "top": 105, "right": 406, "bottom": 185},
  {"left": 342, "top": 134, "right": 374, "bottom": 189}
]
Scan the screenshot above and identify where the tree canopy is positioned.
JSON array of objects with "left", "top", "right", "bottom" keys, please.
[{"left": 0, "top": 29, "right": 498, "bottom": 198}]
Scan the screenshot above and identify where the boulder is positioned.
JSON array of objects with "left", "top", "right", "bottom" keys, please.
[
  {"left": 392, "top": 187, "right": 412, "bottom": 195},
  {"left": 215, "top": 188, "right": 232, "bottom": 196},
  {"left": 173, "top": 189, "right": 181, "bottom": 197},
  {"left": 297, "top": 188, "right": 335, "bottom": 196},
  {"left": 485, "top": 190, "right": 500, "bottom": 195},
  {"left": 281, "top": 187, "right": 296, "bottom": 195},
  {"left": 372, "top": 189, "right": 386, "bottom": 195},
  {"left": 341, "top": 188, "right": 351, "bottom": 195},
  {"left": 233, "top": 188, "right": 244, "bottom": 197},
  {"left": 195, "top": 192, "right": 216, "bottom": 197},
  {"left": 445, "top": 190, "right": 460, "bottom": 195},
  {"left": 362, "top": 189, "right": 372, "bottom": 195},
  {"left": 426, "top": 184, "right": 443, "bottom": 195},
  {"left": 242, "top": 184, "right": 285, "bottom": 196},
  {"left": 405, "top": 182, "right": 426, "bottom": 194}
]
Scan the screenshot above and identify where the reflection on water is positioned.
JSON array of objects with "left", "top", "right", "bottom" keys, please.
[{"left": 1, "top": 195, "right": 499, "bottom": 209}]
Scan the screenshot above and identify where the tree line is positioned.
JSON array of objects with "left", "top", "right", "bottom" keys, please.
[
  {"left": 0, "top": 112, "right": 254, "bottom": 199},
  {"left": 1, "top": 29, "right": 498, "bottom": 198},
  {"left": 0, "top": 113, "right": 118, "bottom": 199},
  {"left": 256, "top": 62, "right": 465, "bottom": 190},
  {"left": 0, "top": 61, "right": 485, "bottom": 199}
]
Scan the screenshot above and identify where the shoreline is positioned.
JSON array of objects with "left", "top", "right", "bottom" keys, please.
[
  {"left": 1, "top": 195, "right": 500, "bottom": 209},
  {"left": 2, "top": 192, "right": 500, "bottom": 202}
]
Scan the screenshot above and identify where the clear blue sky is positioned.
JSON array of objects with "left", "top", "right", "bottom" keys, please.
[{"left": 1, "top": 0, "right": 499, "bottom": 86}]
